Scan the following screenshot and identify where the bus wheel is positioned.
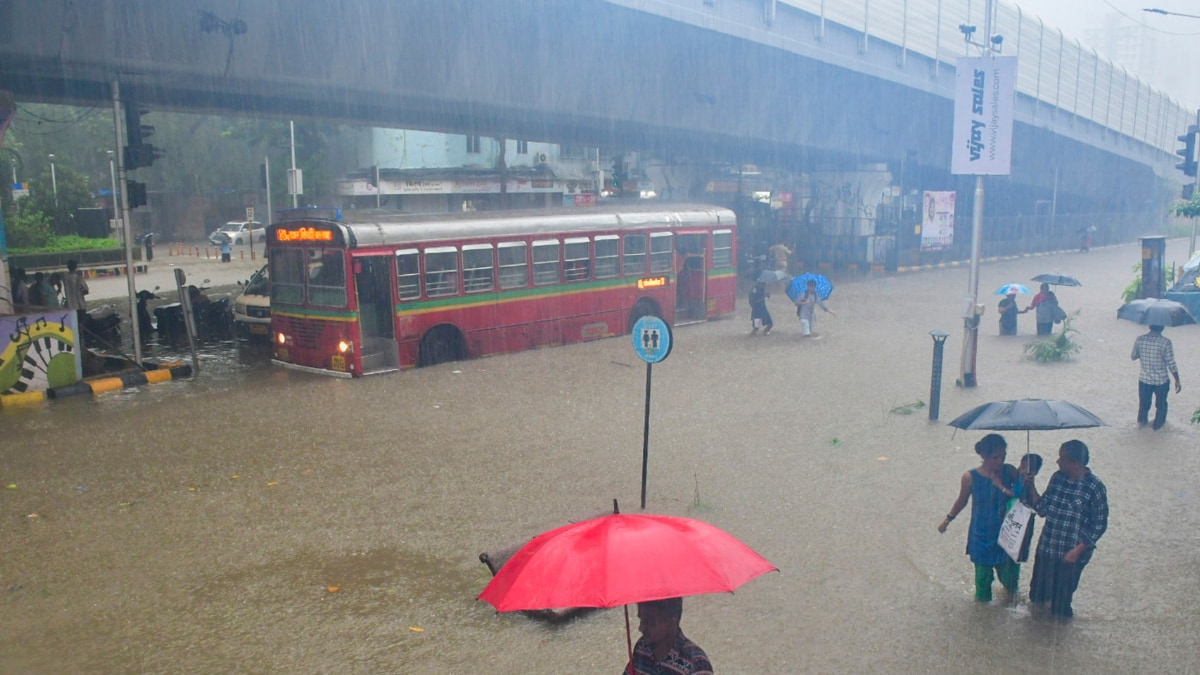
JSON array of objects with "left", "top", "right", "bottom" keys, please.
[
  {"left": 419, "top": 326, "right": 466, "bottom": 366},
  {"left": 627, "top": 300, "right": 660, "bottom": 333}
]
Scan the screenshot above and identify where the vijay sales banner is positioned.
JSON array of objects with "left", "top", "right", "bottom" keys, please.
[{"left": 951, "top": 56, "right": 1016, "bottom": 176}]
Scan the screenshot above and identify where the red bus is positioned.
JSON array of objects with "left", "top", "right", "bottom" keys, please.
[{"left": 267, "top": 204, "right": 737, "bottom": 376}]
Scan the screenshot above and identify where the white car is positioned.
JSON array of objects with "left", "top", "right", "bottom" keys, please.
[
  {"left": 209, "top": 220, "right": 264, "bottom": 246},
  {"left": 233, "top": 264, "right": 271, "bottom": 341}
]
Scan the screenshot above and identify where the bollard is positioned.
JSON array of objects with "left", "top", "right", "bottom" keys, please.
[
  {"left": 240, "top": 250, "right": 244, "bottom": 260},
  {"left": 929, "top": 329, "right": 950, "bottom": 421}
]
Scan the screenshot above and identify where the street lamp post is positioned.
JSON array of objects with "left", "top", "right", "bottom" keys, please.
[{"left": 48, "top": 153, "right": 58, "bottom": 207}]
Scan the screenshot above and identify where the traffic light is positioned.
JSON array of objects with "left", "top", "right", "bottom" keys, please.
[
  {"left": 610, "top": 155, "right": 624, "bottom": 192},
  {"left": 123, "top": 102, "right": 165, "bottom": 169},
  {"left": 1185, "top": 183, "right": 1195, "bottom": 201},
  {"left": 126, "top": 180, "right": 147, "bottom": 208},
  {"left": 1176, "top": 124, "right": 1197, "bottom": 177}
]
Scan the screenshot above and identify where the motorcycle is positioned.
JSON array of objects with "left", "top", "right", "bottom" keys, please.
[
  {"left": 153, "top": 280, "right": 233, "bottom": 340},
  {"left": 81, "top": 304, "right": 122, "bottom": 346}
]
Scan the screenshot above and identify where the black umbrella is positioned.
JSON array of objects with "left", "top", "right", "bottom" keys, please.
[
  {"left": 1116, "top": 298, "right": 1197, "bottom": 327},
  {"left": 948, "top": 398, "right": 1105, "bottom": 454},
  {"left": 1031, "top": 273, "right": 1081, "bottom": 287}
]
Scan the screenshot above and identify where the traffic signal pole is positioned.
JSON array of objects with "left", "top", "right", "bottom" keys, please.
[
  {"left": 111, "top": 79, "right": 142, "bottom": 364},
  {"left": 1192, "top": 108, "right": 1199, "bottom": 257}
]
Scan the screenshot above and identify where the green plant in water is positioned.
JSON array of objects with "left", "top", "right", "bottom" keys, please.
[
  {"left": 1191, "top": 406, "right": 1200, "bottom": 424},
  {"left": 1024, "top": 311, "right": 1082, "bottom": 362},
  {"left": 889, "top": 400, "right": 927, "bottom": 416}
]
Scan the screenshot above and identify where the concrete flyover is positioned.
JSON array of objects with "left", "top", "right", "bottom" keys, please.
[{"left": 0, "top": 0, "right": 1188, "bottom": 215}]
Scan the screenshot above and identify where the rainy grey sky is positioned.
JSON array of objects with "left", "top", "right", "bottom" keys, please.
[{"left": 1015, "top": 0, "right": 1200, "bottom": 110}]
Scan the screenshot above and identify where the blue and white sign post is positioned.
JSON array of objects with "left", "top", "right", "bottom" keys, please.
[{"left": 631, "top": 315, "right": 672, "bottom": 510}]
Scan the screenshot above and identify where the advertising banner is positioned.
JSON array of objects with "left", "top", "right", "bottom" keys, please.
[
  {"left": 921, "top": 191, "right": 956, "bottom": 251},
  {"left": 951, "top": 56, "right": 1017, "bottom": 176}
]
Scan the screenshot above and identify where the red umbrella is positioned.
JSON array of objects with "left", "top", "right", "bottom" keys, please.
[{"left": 478, "top": 512, "right": 777, "bottom": 669}]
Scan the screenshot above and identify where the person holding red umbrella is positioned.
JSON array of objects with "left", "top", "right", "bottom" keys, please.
[{"left": 626, "top": 597, "right": 712, "bottom": 675}]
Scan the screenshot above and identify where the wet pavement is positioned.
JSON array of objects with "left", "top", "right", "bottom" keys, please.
[{"left": 1, "top": 238, "right": 1198, "bottom": 673}]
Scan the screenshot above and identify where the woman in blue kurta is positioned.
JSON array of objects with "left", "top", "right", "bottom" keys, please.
[{"left": 938, "top": 433, "right": 1020, "bottom": 601}]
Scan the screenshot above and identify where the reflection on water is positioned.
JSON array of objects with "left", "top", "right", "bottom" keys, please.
[{"left": 2, "top": 242, "right": 1198, "bottom": 673}]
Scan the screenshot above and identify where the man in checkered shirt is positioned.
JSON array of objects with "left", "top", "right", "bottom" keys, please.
[
  {"left": 1131, "top": 325, "right": 1182, "bottom": 430},
  {"left": 1024, "top": 440, "right": 1108, "bottom": 622}
]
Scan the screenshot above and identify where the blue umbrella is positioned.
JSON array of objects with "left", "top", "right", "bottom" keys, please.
[
  {"left": 787, "top": 273, "right": 833, "bottom": 302},
  {"left": 995, "top": 283, "right": 1032, "bottom": 296}
]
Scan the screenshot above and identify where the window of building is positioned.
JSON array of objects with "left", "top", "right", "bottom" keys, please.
[
  {"left": 532, "top": 239, "right": 560, "bottom": 285},
  {"left": 462, "top": 244, "right": 495, "bottom": 293},
  {"left": 498, "top": 242, "right": 529, "bottom": 289},
  {"left": 594, "top": 235, "right": 619, "bottom": 278},
  {"left": 425, "top": 247, "right": 459, "bottom": 297},
  {"left": 466, "top": 135, "right": 481, "bottom": 154},
  {"left": 622, "top": 234, "right": 647, "bottom": 276},
  {"left": 516, "top": 140, "right": 529, "bottom": 155},
  {"left": 396, "top": 249, "right": 421, "bottom": 300}
]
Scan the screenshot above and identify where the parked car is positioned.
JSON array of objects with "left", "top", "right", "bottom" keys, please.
[
  {"left": 208, "top": 220, "right": 264, "bottom": 246},
  {"left": 233, "top": 264, "right": 271, "bottom": 341}
]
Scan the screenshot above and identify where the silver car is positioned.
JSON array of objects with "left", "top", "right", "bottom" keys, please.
[{"left": 209, "top": 220, "right": 264, "bottom": 246}]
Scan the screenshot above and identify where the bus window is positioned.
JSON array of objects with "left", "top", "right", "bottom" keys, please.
[
  {"left": 396, "top": 249, "right": 421, "bottom": 300},
  {"left": 463, "top": 244, "right": 495, "bottom": 293},
  {"left": 498, "top": 242, "right": 528, "bottom": 289},
  {"left": 271, "top": 248, "right": 305, "bottom": 305},
  {"left": 564, "top": 237, "right": 590, "bottom": 281},
  {"left": 622, "top": 234, "right": 646, "bottom": 276},
  {"left": 425, "top": 247, "right": 459, "bottom": 298},
  {"left": 594, "top": 235, "right": 619, "bottom": 278},
  {"left": 713, "top": 229, "right": 733, "bottom": 267},
  {"left": 650, "top": 232, "right": 674, "bottom": 273},
  {"left": 308, "top": 248, "right": 348, "bottom": 307},
  {"left": 532, "top": 239, "right": 559, "bottom": 285}
]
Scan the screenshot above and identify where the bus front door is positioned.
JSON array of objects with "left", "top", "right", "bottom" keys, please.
[{"left": 354, "top": 255, "right": 398, "bottom": 373}]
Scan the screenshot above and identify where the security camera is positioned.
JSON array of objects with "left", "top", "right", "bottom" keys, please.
[{"left": 959, "top": 24, "right": 976, "bottom": 35}]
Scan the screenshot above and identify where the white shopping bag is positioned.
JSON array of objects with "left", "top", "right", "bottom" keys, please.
[{"left": 998, "top": 499, "right": 1034, "bottom": 562}]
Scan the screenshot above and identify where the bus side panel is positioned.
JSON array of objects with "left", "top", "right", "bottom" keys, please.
[
  {"left": 704, "top": 269, "right": 738, "bottom": 318},
  {"left": 394, "top": 280, "right": 676, "bottom": 365}
]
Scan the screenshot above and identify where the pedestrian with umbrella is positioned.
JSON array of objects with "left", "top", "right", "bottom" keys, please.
[
  {"left": 628, "top": 597, "right": 712, "bottom": 675},
  {"left": 937, "top": 433, "right": 1022, "bottom": 603},
  {"left": 748, "top": 279, "right": 773, "bottom": 335},
  {"left": 1024, "top": 283, "right": 1063, "bottom": 336},
  {"left": 478, "top": 506, "right": 776, "bottom": 672},
  {"left": 1131, "top": 324, "right": 1182, "bottom": 430},
  {"left": 788, "top": 275, "right": 835, "bottom": 337}
]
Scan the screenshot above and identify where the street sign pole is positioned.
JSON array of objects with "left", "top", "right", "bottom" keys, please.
[{"left": 631, "top": 315, "right": 673, "bottom": 510}]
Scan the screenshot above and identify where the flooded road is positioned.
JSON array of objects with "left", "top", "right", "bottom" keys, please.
[{"left": 2, "top": 239, "right": 1198, "bottom": 673}]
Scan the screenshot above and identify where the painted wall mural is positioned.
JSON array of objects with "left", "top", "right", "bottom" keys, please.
[{"left": 1, "top": 312, "right": 82, "bottom": 394}]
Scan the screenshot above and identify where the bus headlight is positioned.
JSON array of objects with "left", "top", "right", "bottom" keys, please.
[
  {"left": 337, "top": 340, "right": 353, "bottom": 354},
  {"left": 276, "top": 332, "right": 287, "bottom": 345}
]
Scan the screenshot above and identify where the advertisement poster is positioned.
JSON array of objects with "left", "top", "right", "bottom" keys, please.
[
  {"left": 951, "top": 56, "right": 1017, "bottom": 176},
  {"left": 921, "top": 191, "right": 956, "bottom": 251}
]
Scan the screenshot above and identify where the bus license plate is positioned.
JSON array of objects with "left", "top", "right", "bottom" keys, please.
[
  {"left": 250, "top": 324, "right": 268, "bottom": 334},
  {"left": 331, "top": 354, "right": 346, "bottom": 372}
]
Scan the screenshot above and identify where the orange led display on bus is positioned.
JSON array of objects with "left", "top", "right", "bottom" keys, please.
[
  {"left": 276, "top": 227, "right": 334, "bottom": 243},
  {"left": 637, "top": 277, "right": 667, "bottom": 289}
]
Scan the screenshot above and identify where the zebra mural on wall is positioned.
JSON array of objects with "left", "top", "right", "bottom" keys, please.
[{"left": 0, "top": 313, "right": 81, "bottom": 394}]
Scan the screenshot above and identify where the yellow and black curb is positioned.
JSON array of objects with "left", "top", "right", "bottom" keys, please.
[{"left": 0, "top": 363, "right": 193, "bottom": 407}]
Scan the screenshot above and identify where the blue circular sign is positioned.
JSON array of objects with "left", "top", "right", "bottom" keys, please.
[{"left": 631, "top": 316, "right": 672, "bottom": 364}]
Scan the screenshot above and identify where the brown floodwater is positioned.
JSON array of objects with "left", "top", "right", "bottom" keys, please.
[{"left": 2, "top": 239, "right": 1198, "bottom": 673}]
